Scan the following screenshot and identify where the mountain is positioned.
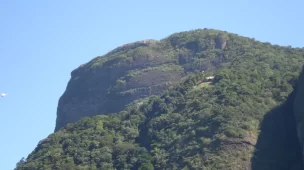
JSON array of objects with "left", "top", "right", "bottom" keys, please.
[
  {"left": 55, "top": 28, "right": 254, "bottom": 131},
  {"left": 15, "top": 29, "right": 304, "bottom": 170}
]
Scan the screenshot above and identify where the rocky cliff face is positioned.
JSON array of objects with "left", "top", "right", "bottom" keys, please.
[
  {"left": 294, "top": 66, "right": 304, "bottom": 165},
  {"left": 55, "top": 29, "right": 244, "bottom": 131},
  {"left": 55, "top": 39, "right": 183, "bottom": 131}
]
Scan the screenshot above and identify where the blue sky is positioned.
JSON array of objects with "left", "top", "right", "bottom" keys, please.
[{"left": 0, "top": 0, "right": 303, "bottom": 169}]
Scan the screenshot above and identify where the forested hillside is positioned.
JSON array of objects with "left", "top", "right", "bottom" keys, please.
[{"left": 16, "top": 29, "right": 304, "bottom": 170}]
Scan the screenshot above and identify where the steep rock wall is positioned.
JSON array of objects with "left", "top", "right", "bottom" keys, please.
[
  {"left": 294, "top": 66, "right": 304, "bottom": 164},
  {"left": 55, "top": 40, "right": 185, "bottom": 131}
]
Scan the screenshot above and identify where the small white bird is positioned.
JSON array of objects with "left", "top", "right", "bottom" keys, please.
[{"left": 1, "top": 93, "right": 7, "bottom": 97}]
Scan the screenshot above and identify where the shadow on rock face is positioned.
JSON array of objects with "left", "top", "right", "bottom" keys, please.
[{"left": 251, "top": 91, "right": 304, "bottom": 170}]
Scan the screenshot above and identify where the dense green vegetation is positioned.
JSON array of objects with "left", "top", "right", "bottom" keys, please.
[{"left": 17, "top": 29, "right": 304, "bottom": 169}]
